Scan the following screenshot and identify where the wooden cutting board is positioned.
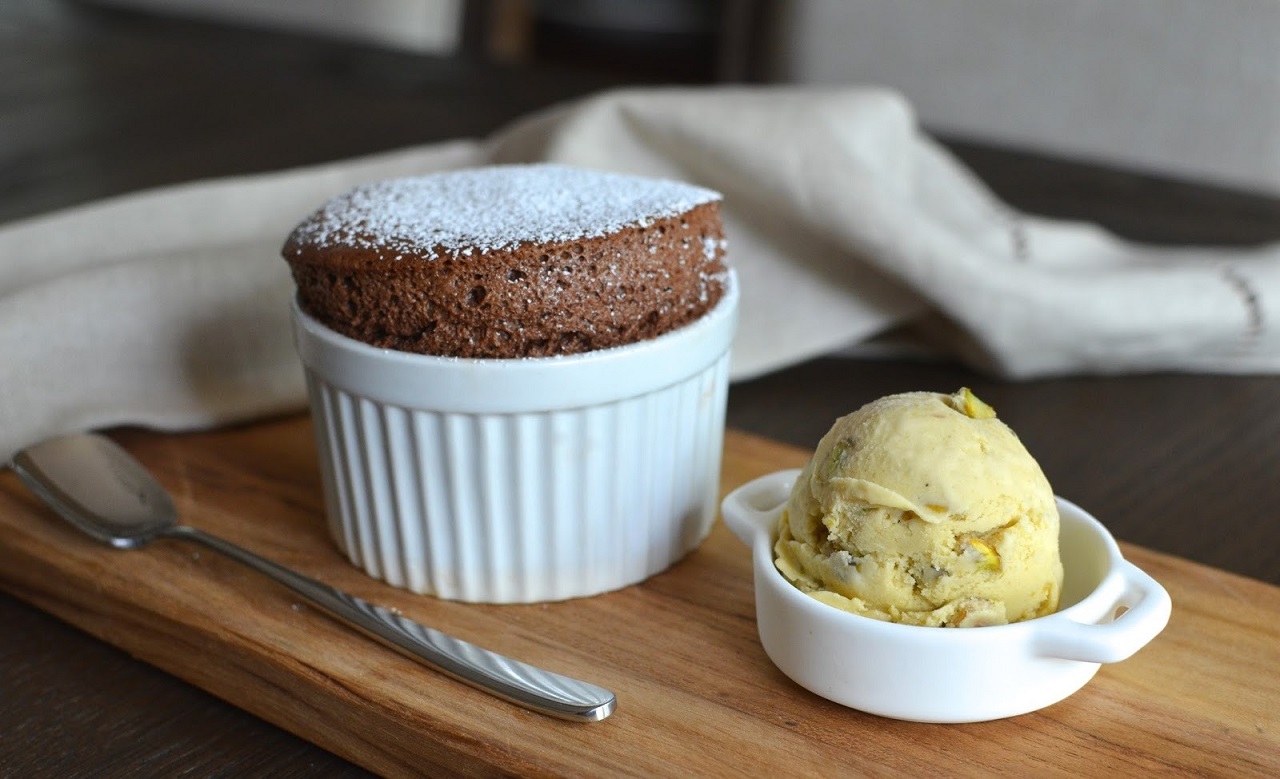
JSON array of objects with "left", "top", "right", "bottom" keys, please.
[{"left": 0, "top": 415, "right": 1276, "bottom": 777}]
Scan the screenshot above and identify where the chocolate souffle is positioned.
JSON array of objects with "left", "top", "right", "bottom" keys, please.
[{"left": 282, "top": 164, "right": 727, "bottom": 358}]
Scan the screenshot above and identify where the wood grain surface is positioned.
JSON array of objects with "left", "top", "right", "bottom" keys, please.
[{"left": 0, "top": 416, "right": 1275, "bottom": 777}]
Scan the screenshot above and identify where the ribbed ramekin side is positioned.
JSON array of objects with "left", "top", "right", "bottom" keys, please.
[
  {"left": 305, "top": 371, "right": 349, "bottom": 557},
  {"left": 304, "top": 347, "right": 730, "bottom": 603}
]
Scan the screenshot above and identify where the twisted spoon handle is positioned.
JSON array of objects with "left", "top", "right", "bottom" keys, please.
[{"left": 168, "top": 525, "right": 616, "bottom": 722}]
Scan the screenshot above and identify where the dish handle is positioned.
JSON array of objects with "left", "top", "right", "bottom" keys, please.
[
  {"left": 1033, "top": 560, "right": 1172, "bottom": 663},
  {"left": 720, "top": 469, "right": 801, "bottom": 547}
]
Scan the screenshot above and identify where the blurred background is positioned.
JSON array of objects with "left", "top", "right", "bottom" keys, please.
[{"left": 5, "top": 0, "right": 1278, "bottom": 237}]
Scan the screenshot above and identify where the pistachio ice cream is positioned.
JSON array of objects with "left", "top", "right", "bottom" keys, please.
[{"left": 775, "top": 389, "right": 1063, "bottom": 627}]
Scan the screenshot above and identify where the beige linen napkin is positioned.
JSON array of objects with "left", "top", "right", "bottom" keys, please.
[{"left": 2, "top": 86, "right": 1277, "bottom": 458}]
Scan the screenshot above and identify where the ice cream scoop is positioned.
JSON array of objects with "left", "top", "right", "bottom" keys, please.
[{"left": 775, "top": 388, "right": 1062, "bottom": 627}]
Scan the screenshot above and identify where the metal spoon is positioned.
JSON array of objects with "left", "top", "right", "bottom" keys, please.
[{"left": 9, "top": 433, "right": 616, "bottom": 722}]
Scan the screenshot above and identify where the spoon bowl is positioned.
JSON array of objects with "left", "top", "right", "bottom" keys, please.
[
  {"left": 13, "top": 433, "right": 176, "bottom": 549},
  {"left": 11, "top": 433, "right": 616, "bottom": 722}
]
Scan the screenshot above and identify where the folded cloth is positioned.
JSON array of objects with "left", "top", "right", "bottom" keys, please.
[{"left": 2, "top": 86, "right": 1277, "bottom": 459}]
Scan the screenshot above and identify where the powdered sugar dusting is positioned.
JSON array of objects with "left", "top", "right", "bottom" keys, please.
[{"left": 288, "top": 164, "right": 722, "bottom": 260}]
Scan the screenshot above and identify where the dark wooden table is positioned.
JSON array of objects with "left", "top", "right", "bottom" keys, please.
[{"left": 2, "top": 7, "right": 1278, "bottom": 777}]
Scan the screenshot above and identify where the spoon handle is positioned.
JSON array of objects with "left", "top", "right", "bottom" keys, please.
[{"left": 167, "top": 525, "right": 615, "bottom": 722}]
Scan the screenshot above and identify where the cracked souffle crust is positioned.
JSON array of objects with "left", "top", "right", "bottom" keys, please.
[{"left": 282, "top": 164, "right": 728, "bottom": 358}]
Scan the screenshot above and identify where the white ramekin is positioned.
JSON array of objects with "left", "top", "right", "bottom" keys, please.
[
  {"left": 722, "top": 469, "right": 1171, "bottom": 723},
  {"left": 292, "top": 272, "right": 738, "bottom": 603}
]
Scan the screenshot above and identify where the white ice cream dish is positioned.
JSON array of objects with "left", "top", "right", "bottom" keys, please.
[{"left": 722, "top": 469, "right": 1171, "bottom": 723}]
